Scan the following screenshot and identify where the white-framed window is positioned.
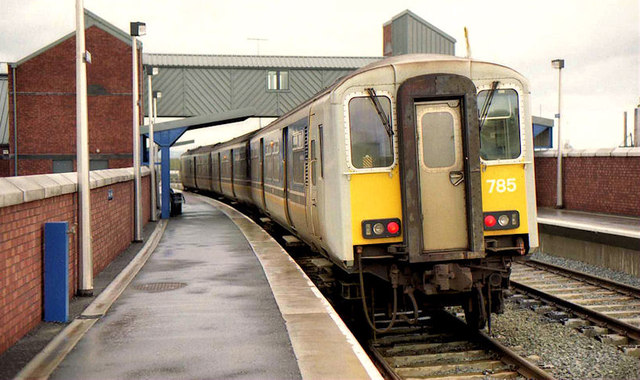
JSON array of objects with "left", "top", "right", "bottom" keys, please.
[{"left": 267, "top": 70, "right": 289, "bottom": 91}]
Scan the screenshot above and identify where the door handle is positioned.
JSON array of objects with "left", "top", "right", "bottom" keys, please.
[{"left": 449, "top": 171, "right": 464, "bottom": 186}]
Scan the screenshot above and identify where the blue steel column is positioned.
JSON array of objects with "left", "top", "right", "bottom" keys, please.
[
  {"left": 161, "top": 146, "right": 171, "bottom": 218},
  {"left": 154, "top": 127, "right": 188, "bottom": 219}
]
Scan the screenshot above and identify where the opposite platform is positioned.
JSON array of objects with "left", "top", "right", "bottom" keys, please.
[
  {"left": 537, "top": 207, "right": 640, "bottom": 277},
  {"left": 44, "top": 192, "right": 380, "bottom": 379}
]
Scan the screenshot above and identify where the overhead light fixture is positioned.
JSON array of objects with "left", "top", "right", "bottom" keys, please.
[
  {"left": 130, "top": 22, "right": 146, "bottom": 37},
  {"left": 551, "top": 59, "right": 565, "bottom": 69}
]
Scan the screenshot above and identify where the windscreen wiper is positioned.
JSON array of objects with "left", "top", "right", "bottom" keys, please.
[
  {"left": 479, "top": 81, "right": 499, "bottom": 130},
  {"left": 366, "top": 88, "right": 393, "bottom": 138}
]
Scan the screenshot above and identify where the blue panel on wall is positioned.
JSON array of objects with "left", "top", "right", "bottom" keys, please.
[{"left": 44, "top": 222, "right": 69, "bottom": 322}]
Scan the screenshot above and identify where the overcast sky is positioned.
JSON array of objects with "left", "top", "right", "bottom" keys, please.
[{"left": 1, "top": 0, "right": 638, "bottom": 151}]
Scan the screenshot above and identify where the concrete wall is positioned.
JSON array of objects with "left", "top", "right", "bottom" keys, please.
[
  {"left": 535, "top": 148, "right": 640, "bottom": 217},
  {"left": 5, "top": 25, "right": 141, "bottom": 176},
  {"left": 0, "top": 167, "right": 150, "bottom": 355},
  {"left": 539, "top": 231, "right": 639, "bottom": 277}
]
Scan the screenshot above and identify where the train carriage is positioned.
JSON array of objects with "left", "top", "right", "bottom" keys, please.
[{"left": 181, "top": 54, "right": 538, "bottom": 329}]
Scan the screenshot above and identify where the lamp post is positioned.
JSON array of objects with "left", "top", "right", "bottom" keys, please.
[
  {"left": 147, "top": 67, "right": 158, "bottom": 221},
  {"left": 552, "top": 59, "right": 565, "bottom": 209},
  {"left": 76, "top": 0, "right": 92, "bottom": 295},
  {"left": 131, "top": 21, "right": 145, "bottom": 241}
]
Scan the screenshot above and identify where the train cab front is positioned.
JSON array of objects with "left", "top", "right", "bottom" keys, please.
[{"left": 347, "top": 72, "right": 526, "bottom": 330}]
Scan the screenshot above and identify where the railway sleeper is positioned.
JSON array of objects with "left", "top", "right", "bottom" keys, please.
[
  {"left": 579, "top": 325, "right": 609, "bottom": 337},
  {"left": 563, "top": 318, "right": 589, "bottom": 328},
  {"left": 381, "top": 341, "right": 476, "bottom": 357},
  {"left": 394, "top": 359, "right": 514, "bottom": 379},
  {"left": 387, "top": 349, "right": 495, "bottom": 368},
  {"left": 622, "top": 345, "right": 640, "bottom": 358},
  {"left": 598, "top": 334, "right": 629, "bottom": 346}
]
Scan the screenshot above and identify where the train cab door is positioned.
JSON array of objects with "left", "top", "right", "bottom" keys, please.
[
  {"left": 260, "top": 138, "right": 267, "bottom": 209},
  {"left": 398, "top": 74, "right": 483, "bottom": 262},
  {"left": 307, "top": 117, "right": 321, "bottom": 238},
  {"left": 282, "top": 127, "right": 293, "bottom": 226},
  {"left": 416, "top": 100, "right": 468, "bottom": 251}
]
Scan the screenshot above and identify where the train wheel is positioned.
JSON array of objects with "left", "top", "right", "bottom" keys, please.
[{"left": 463, "top": 286, "right": 487, "bottom": 329}]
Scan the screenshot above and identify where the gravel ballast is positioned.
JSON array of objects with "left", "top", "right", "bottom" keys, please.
[
  {"left": 489, "top": 301, "right": 640, "bottom": 379},
  {"left": 530, "top": 251, "right": 640, "bottom": 288}
]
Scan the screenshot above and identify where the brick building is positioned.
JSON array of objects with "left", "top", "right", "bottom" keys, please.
[{"left": 1, "top": 10, "right": 142, "bottom": 177}]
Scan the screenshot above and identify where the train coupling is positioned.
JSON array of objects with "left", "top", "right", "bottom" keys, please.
[
  {"left": 386, "top": 244, "right": 409, "bottom": 261},
  {"left": 423, "top": 264, "right": 472, "bottom": 295}
]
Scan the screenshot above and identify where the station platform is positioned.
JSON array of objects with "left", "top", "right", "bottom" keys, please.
[
  {"left": 16, "top": 193, "right": 381, "bottom": 379},
  {"left": 536, "top": 207, "right": 639, "bottom": 277},
  {"left": 537, "top": 207, "right": 640, "bottom": 240}
]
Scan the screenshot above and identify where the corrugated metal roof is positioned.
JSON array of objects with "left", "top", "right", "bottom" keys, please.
[
  {"left": 0, "top": 75, "right": 8, "bottom": 145},
  {"left": 390, "top": 10, "right": 456, "bottom": 43},
  {"left": 143, "top": 54, "right": 381, "bottom": 69}
]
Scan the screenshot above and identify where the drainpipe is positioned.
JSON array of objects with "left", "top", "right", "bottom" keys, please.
[
  {"left": 11, "top": 64, "right": 17, "bottom": 176},
  {"left": 635, "top": 105, "right": 640, "bottom": 147}
]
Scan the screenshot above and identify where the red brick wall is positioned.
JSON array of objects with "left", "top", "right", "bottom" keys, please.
[
  {"left": 0, "top": 175, "right": 150, "bottom": 355},
  {"left": 109, "top": 158, "right": 134, "bottom": 169},
  {"left": 535, "top": 156, "right": 640, "bottom": 216},
  {"left": 0, "top": 195, "right": 77, "bottom": 354},
  {"left": 6, "top": 25, "right": 141, "bottom": 176},
  {"left": 17, "top": 159, "right": 53, "bottom": 176},
  {"left": 0, "top": 160, "right": 11, "bottom": 177}
]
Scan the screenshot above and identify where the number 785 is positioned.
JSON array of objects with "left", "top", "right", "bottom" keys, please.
[{"left": 486, "top": 178, "right": 516, "bottom": 193}]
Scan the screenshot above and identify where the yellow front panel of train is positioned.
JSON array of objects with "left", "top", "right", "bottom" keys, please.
[
  {"left": 482, "top": 164, "right": 529, "bottom": 235},
  {"left": 350, "top": 167, "right": 403, "bottom": 245}
]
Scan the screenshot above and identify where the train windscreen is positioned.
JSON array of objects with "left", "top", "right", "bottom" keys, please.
[
  {"left": 478, "top": 89, "right": 521, "bottom": 160},
  {"left": 348, "top": 96, "right": 394, "bottom": 169}
]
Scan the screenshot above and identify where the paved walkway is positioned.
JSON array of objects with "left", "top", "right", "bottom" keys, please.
[{"left": 50, "top": 195, "right": 301, "bottom": 379}]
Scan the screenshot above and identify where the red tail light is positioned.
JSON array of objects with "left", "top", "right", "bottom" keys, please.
[
  {"left": 484, "top": 215, "right": 497, "bottom": 228},
  {"left": 387, "top": 221, "right": 400, "bottom": 234}
]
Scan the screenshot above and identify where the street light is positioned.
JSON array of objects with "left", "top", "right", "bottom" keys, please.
[
  {"left": 131, "top": 21, "right": 145, "bottom": 241},
  {"left": 76, "top": 0, "right": 92, "bottom": 296},
  {"left": 551, "top": 59, "right": 564, "bottom": 209},
  {"left": 147, "top": 66, "right": 158, "bottom": 222}
]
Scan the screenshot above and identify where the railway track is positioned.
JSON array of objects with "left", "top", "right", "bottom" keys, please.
[
  {"left": 510, "top": 259, "right": 640, "bottom": 353},
  {"left": 368, "top": 311, "right": 553, "bottom": 380}
]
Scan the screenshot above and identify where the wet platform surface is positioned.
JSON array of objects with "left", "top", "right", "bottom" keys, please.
[
  {"left": 48, "top": 193, "right": 380, "bottom": 379},
  {"left": 50, "top": 195, "right": 301, "bottom": 379},
  {"left": 538, "top": 207, "right": 640, "bottom": 240}
]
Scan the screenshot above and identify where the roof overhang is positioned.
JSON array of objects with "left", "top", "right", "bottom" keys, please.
[
  {"left": 140, "top": 107, "right": 256, "bottom": 135},
  {"left": 532, "top": 116, "right": 554, "bottom": 128}
]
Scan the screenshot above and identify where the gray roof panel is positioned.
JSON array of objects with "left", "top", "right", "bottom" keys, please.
[{"left": 143, "top": 54, "right": 381, "bottom": 69}]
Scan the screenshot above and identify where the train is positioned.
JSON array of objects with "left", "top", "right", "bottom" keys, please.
[{"left": 180, "top": 54, "right": 538, "bottom": 330}]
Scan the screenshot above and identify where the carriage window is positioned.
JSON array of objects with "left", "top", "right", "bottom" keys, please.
[
  {"left": 348, "top": 96, "right": 393, "bottom": 169},
  {"left": 478, "top": 89, "right": 521, "bottom": 160},
  {"left": 319, "top": 125, "right": 324, "bottom": 178},
  {"left": 310, "top": 140, "right": 317, "bottom": 185},
  {"left": 422, "top": 112, "right": 455, "bottom": 168},
  {"left": 292, "top": 131, "right": 305, "bottom": 186}
]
